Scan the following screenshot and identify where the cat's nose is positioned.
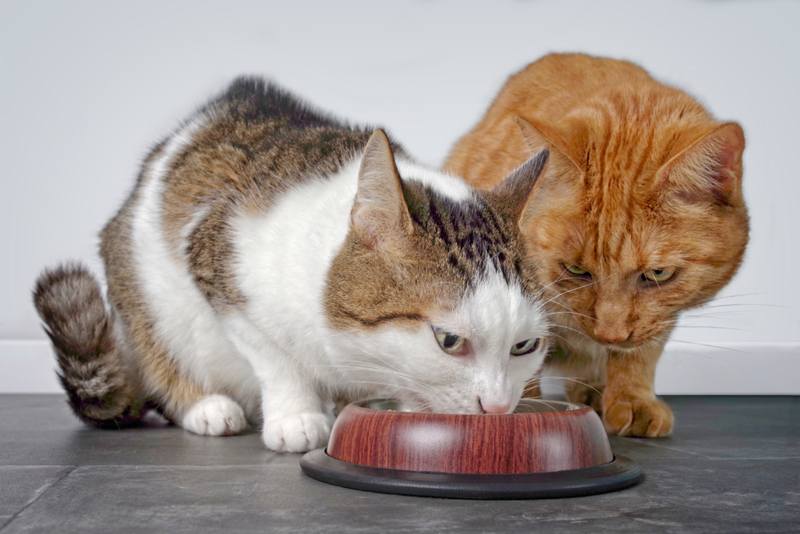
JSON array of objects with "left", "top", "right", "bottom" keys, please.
[
  {"left": 479, "top": 397, "right": 511, "bottom": 414},
  {"left": 592, "top": 319, "right": 633, "bottom": 345},
  {"left": 593, "top": 330, "right": 633, "bottom": 345}
]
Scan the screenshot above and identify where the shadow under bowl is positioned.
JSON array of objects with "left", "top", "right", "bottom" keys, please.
[{"left": 300, "top": 399, "right": 643, "bottom": 499}]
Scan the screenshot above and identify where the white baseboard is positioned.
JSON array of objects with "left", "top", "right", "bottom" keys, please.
[
  {"left": 655, "top": 341, "right": 799, "bottom": 395},
  {"left": 1, "top": 339, "right": 797, "bottom": 395}
]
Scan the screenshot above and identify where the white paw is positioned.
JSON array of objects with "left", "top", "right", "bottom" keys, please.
[
  {"left": 262, "top": 412, "right": 331, "bottom": 453},
  {"left": 182, "top": 395, "right": 248, "bottom": 436}
]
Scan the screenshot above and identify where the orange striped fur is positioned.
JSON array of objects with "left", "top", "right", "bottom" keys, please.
[{"left": 445, "top": 54, "right": 748, "bottom": 437}]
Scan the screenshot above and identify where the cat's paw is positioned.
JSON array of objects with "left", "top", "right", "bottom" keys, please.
[
  {"left": 262, "top": 413, "right": 331, "bottom": 453},
  {"left": 182, "top": 395, "right": 248, "bottom": 436},
  {"left": 603, "top": 395, "right": 673, "bottom": 437}
]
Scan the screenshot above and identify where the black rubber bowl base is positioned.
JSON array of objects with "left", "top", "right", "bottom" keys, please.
[{"left": 300, "top": 448, "right": 643, "bottom": 500}]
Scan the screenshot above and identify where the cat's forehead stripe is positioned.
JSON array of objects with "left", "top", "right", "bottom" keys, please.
[{"left": 404, "top": 181, "right": 523, "bottom": 288}]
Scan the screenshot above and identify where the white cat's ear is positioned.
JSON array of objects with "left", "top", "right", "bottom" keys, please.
[
  {"left": 657, "top": 122, "right": 745, "bottom": 207},
  {"left": 351, "top": 130, "right": 414, "bottom": 252},
  {"left": 489, "top": 148, "right": 549, "bottom": 222}
]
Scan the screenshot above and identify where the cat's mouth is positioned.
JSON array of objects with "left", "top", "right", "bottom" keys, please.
[
  {"left": 594, "top": 337, "right": 637, "bottom": 350},
  {"left": 558, "top": 323, "right": 643, "bottom": 350},
  {"left": 597, "top": 341, "right": 638, "bottom": 352}
]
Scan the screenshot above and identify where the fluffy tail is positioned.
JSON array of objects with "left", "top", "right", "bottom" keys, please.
[{"left": 33, "top": 263, "right": 146, "bottom": 428}]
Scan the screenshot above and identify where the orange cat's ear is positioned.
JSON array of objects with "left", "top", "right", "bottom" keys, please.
[
  {"left": 515, "top": 116, "right": 551, "bottom": 155},
  {"left": 657, "top": 122, "right": 745, "bottom": 207},
  {"left": 489, "top": 148, "right": 550, "bottom": 222},
  {"left": 351, "top": 130, "right": 414, "bottom": 253},
  {"left": 515, "top": 116, "right": 584, "bottom": 172},
  {"left": 512, "top": 117, "right": 585, "bottom": 224}
]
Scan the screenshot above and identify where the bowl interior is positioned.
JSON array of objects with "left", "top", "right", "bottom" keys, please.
[{"left": 353, "top": 398, "right": 582, "bottom": 415}]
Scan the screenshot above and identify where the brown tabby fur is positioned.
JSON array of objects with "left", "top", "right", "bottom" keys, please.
[{"left": 445, "top": 53, "right": 748, "bottom": 437}]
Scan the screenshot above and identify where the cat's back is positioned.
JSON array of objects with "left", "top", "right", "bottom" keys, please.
[
  {"left": 444, "top": 53, "right": 714, "bottom": 186},
  {"left": 100, "top": 78, "right": 390, "bottom": 314},
  {"left": 492, "top": 53, "right": 654, "bottom": 118},
  {"left": 160, "top": 77, "right": 377, "bottom": 222}
]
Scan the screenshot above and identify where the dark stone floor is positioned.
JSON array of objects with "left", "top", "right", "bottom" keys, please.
[{"left": 1, "top": 395, "right": 798, "bottom": 533}]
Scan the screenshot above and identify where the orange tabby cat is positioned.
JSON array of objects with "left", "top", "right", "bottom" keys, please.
[{"left": 444, "top": 53, "right": 748, "bottom": 437}]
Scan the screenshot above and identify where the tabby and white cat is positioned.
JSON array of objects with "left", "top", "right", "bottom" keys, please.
[
  {"left": 445, "top": 53, "right": 748, "bottom": 437},
  {"left": 34, "top": 78, "right": 551, "bottom": 452}
]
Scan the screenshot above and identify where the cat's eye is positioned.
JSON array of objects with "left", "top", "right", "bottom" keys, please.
[
  {"left": 510, "top": 338, "right": 540, "bottom": 356},
  {"left": 434, "top": 328, "right": 467, "bottom": 355},
  {"left": 563, "top": 263, "right": 591, "bottom": 278},
  {"left": 642, "top": 268, "right": 676, "bottom": 284}
]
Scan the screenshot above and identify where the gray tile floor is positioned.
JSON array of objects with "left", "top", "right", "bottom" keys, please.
[{"left": 1, "top": 395, "right": 798, "bottom": 533}]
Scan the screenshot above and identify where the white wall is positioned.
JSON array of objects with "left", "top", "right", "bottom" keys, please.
[{"left": 2, "top": 0, "right": 798, "bottom": 394}]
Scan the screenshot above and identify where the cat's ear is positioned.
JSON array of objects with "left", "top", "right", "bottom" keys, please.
[
  {"left": 489, "top": 148, "right": 550, "bottom": 222},
  {"left": 512, "top": 117, "right": 584, "bottom": 223},
  {"left": 657, "top": 122, "right": 745, "bottom": 207},
  {"left": 515, "top": 116, "right": 584, "bottom": 173},
  {"left": 351, "top": 129, "right": 414, "bottom": 253}
]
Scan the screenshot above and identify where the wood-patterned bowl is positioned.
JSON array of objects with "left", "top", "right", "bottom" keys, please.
[
  {"left": 328, "top": 399, "right": 611, "bottom": 474},
  {"left": 301, "top": 399, "right": 642, "bottom": 499}
]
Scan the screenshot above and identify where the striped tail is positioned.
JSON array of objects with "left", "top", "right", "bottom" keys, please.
[{"left": 33, "top": 263, "right": 147, "bottom": 428}]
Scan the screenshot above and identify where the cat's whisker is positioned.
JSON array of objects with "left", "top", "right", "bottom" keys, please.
[
  {"left": 679, "top": 311, "right": 754, "bottom": 319},
  {"left": 318, "top": 361, "right": 440, "bottom": 393},
  {"left": 667, "top": 339, "right": 756, "bottom": 356},
  {"left": 543, "top": 332, "right": 573, "bottom": 347},
  {"left": 337, "top": 378, "right": 434, "bottom": 399},
  {"left": 671, "top": 325, "right": 757, "bottom": 333},
  {"left": 541, "top": 269, "right": 624, "bottom": 308},
  {"left": 547, "top": 309, "right": 598, "bottom": 323},
  {"left": 693, "top": 292, "right": 774, "bottom": 307},
  {"left": 530, "top": 376, "right": 604, "bottom": 397},
  {"left": 694, "top": 302, "right": 790, "bottom": 312},
  {"left": 536, "top": 273, "right": 571, "bottom": 295},
  {"left": 311, "top": 362, "right": 436, "bottom": 394},
  {"left": 551, "top": 323, "right": 591, "bottom": 338},
  {"left": 521, "top": 397, "right": 560, "bottom": 412}
]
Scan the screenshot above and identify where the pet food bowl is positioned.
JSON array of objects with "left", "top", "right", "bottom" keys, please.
[{"left": 300, "top": 399, "right": 642, "bottom": 499}]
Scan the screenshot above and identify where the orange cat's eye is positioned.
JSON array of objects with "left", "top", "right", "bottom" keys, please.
[
  {"left": 563, "top": 264, "right": 591, "bottom": 278},
  {"left": 642, "top": 268, "right": 675, "bottom": 284}
]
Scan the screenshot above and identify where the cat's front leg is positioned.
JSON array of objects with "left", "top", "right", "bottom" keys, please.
[
  {"left": 223, "top": 317, "right": 331, "bottom": 452},
  {"left": 253, "top": 355, "right": 332, "bottom": 453},
  {"left": 602, "top": 344, "right": 674, "bottom": 438}
]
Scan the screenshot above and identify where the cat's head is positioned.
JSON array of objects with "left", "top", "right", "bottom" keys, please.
[
  {"left": 323, "top": 130, "right": 550, "bottom": 414},
  {"left": 513, "top": 89, "right": 749, "bottom": 351}
]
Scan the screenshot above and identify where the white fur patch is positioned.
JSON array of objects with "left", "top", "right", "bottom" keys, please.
[
  {"left": 230, "top": 158, "right": 359, "bottom": 362},
  {"left": 396, "top": 158, "right": 474, "bottom": 202}
]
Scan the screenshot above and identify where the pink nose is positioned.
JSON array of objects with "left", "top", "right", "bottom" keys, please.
[
  {"left": 592, "top": 327, "right": 633, "bottom": 345},
  {"left": 479, "top": 398, "right": 511, "bottom": 414}
]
